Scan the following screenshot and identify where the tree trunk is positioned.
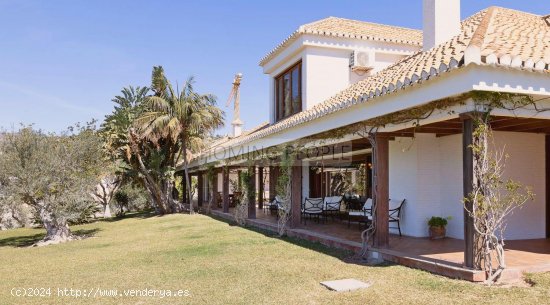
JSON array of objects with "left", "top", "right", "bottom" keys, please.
[
  {"left": 91, "top": 176, "right": 119, "bottom": 218},
  {"left": 34, "top": 203, "right": 73, "bottom": 246},
  {"left": 129, "top": 129, "right": 168, "bottom": 214},
  {"left": 145, "top": 178, "right": 167, "bottom": 214},
  {"left": 103, "top": 204, "right": 112, "bottom": 218},
  {"left": 163, "top": 178, "right": 179, "bottom": 213},
  {"left": 182, "top": 140, "right": 194, "bottom": 215},
  {"left": 145, "top": 187, "right": 160, "bottom": 214}
]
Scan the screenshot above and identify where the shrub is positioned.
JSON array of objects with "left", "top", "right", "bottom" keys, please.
[
  {"left": 113, "top": 191, "right": 129, "bottom": 217},
  {"left": 428, "top": 216, "right": 450, "bottom": 228}
]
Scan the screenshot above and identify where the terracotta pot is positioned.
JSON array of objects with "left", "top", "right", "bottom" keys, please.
[{"left": 429, "top": 226, "right": 446, "bottom": 240}]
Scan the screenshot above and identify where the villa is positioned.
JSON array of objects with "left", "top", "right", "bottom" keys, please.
[{"left": 181, "top": 0, "right": 550, "bottom": 281}]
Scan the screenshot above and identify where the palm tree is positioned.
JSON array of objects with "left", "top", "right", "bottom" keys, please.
[
  {"left": 102, "top": 86, "right": 149, "bottom": 162},
  {"left": 100, "top": 86, "right": 173, "bottom": 213},
  {"left": 137, "top": 66, "right": 224, "bottom": 214}
]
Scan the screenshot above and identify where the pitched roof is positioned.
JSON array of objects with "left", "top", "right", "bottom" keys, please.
[
  {"left": 205, "top": 7, "right": 550, "bottom": 158},
  {"left": 197, "top": 122, "right": 270, "bottom": 156},
  {"left": 476, "top": 8, "right": 550, "bottom": 64},
  {"left": 259, "top": 16, "right": 423, "bottom": 66}
]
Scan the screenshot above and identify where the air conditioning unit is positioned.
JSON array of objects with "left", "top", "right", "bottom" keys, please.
[{"left": 349, "top": 50, "right": 374, "bottom": 72}]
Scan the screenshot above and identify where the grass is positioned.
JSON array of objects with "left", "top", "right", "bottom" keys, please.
[{"left": 1, "top": 214, "right": 550, "bottom": 305}]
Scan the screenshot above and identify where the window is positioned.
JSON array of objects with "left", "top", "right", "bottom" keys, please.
[{"left": 275, "top": 62, "right": 302, "bottom": 121}]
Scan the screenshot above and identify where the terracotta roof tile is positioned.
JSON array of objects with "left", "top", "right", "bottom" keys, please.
[
  {"left": 259, "top": 17, "right": 423, "bottom": 66},
  {"left": 201, "top": 7, "right": 550, "bottom": 158}
]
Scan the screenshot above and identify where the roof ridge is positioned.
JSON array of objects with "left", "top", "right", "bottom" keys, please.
[
  {"left": 318, "top": 16, "right": 422, "bottom": 33},
  {"left": 299, "top": 16, "right": 336, "bottom": 32},
  {"left": 379, "top": 9, "right": 489, "bottom": 71},
  {"left": 259, "top": 16, "right": 423, "bottom": 66},
  {"left": 468, "top": 7, "right": 496, "bottom": 49},
  {"left": 199, "top": 6, "right": 549, "bottom": 157},
  {"left": 462, "top": 7, "right": 495, "bottom": 65}
]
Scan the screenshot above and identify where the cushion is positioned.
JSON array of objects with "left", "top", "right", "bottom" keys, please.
[
  {"left": 348, "top": 211, "right": 371, "bottom": 217},
  {"left": 363, "top": 198, "right": 373, "bottom": 210},
  {"left": 303, "top": 198, "right": 323, "bottom": 214},
  {"left": 324, "top": 196, "right": 342, "bottom": 211}
]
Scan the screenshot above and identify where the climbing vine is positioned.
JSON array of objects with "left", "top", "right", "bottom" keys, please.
[
  {"left": 467, "top": 91, "right": 546, "bottom": 284},
  {"left": 358, "top": 134, "right": 378, "bottom": 258},
  {"left": 464, "top": 112, "right": 535, "bottom": 284},
  {"left": 347, "top": 91, "right": 543, "bottom": 266},
  {"left": 275, "top": 146, "right": 296, "bottom": 236},
  {"left": 200, "top": 90, "right": 548, "bottom": 274},
  {"left": 233, "top": 163, "right": 256, "bottom": 227},
  {"left": 205, "top": 164, "right": 218, "bottom": 215}
]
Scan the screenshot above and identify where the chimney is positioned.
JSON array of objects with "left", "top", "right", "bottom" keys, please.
[
  {"left": 423, "top": 0, "right": 461, "bottom": 50},
  {"left": 232, "top": 119, "right": 243, "bottom": 138}
]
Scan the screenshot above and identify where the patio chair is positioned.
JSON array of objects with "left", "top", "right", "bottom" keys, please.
[
  {"left": 348, "top": 198, "right": 372, "bottom": 228},
  {"left": 389, "top": 199, "right": 406, "bottom": 237},
  {"left": 263, "top": 195, "right": 274, "bottom": 213},
  {"left": 266, "top": 196, "right": 283, "bottom": 215},
  {"left": 302, "top": 197, "right": 324, "bottom": 225},
  {"left": 323, "top": 196, "right": 343, "bottom": 220}
]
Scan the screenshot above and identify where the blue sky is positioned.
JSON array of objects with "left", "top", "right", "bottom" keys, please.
[{"left": 0, "top": 0, "right": 547, "bottom": 135}]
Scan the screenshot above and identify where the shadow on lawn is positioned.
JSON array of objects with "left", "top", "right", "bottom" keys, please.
[
  {"left": 0, "top": 228, "right": 101, "bottom": 248},
  {"left": 208, "top": 214, "right": 395, "bottom": 268},
  {"left": 98, "top": 210, "right": 158, "bottom": 223}
]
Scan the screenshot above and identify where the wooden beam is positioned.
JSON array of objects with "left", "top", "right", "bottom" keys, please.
[
  {"left": 524, "top": 128, "right": 550, "bottom": 135},
  {"left": 181, "top": 173, "right": 188, "bottom": 204},
  {"left": 416, "top": 126, "right": 462, "bottom": 132},
  {"left": 248, "top": 167, "right": 256, "bottom": 219},
  {"left": 378, "top": 131, "right": 416, "bottom": 138},
  {"left": 546, "top": 136, "right": 550, "bottom": 238},
  {"left": 373, "top": 134, "right": 390, "bottom": 248},
  {"left": 366, "top": 155, "right": 372, "bottom": 198},
  {"left": 461, "top": 115, "right": 476, "bottom": 269},
  {"left": 500, "top": 121, "right": 550, "bottom": 132},
  {"left": 197, "top": 172, "right": 204, "bottom": 207},
  {"left": 489, "top": 116, "right": 515, "bottom": 123},
  {"left": 212, "top": 170, "right": 219, "bottom": 208},
  {"left": 222, "top": 167, "right": 230, "bottom": 213},
  {"left": 489, "top": 117, "right": 535, "bottom": 129},
  {"left": 258, "top": 167, "right": 264, "bottom": 209},
  {"left": 290, "top": 161, "right": 302, "bottom": 228},
  {"left": 430, "top": 121, "right": 463, "bottom": 128}
]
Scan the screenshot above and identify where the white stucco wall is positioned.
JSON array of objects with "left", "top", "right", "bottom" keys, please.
[
  {"left": 389, "top": 134, "right": 450, "bottom": 237},
  {"left": 438, "top": 134, "right": 464, "bottom": 239},
  {"left": 493, "top": 132, "right": 546, "bottom": 240},
  {"left": 304, "top": 48, "right": 350, "bottom": 110},
  {"left": 389, "top": 131, "right": 546, "bottom": 240},
  {"left": 389, "top": 137, "right": 419, "bottom": 236},
  {"left": 302, "top": 161, "right": 310, "bottom": 203},
  {"left": 263, "top": 35, "right": 420, "bottom": 124},
  {"left": 217, "top": 173, "right": 223, "bottom": 193}
]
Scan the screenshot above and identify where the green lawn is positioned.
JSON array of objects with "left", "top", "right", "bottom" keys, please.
[{"left": 1, "top": 214, "right": 550, "bottom": 305}]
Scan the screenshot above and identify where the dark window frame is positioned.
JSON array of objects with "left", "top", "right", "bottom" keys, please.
[{"left": 275, "top": 61, "right": 302, "bottom": 121}]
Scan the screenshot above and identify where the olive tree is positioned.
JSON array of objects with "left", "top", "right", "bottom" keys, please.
[{"left": 0, "top": 125, "right": 103, "bottom": 246}]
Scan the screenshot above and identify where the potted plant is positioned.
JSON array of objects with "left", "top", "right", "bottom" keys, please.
[{"left": 428, "top": 216, "right": 451, "bottom": 240}]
